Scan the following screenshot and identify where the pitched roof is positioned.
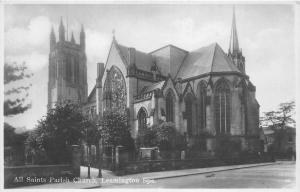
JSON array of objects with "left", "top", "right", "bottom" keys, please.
[
  {"left": 176, "top": 43, "right": 241, "bottom": 80},
  {"left": 139, "top": 80, "right": 165, "bottom": 95},
  {"left": 86, "top": 86, "right": 96, "bottom": 103},
  {"left": 149, "top": 44, "right": 188, "bottom": 54},
  {"left": 117, "top": 43, "right": 155, "bottom": 72},
  {"left": 150, "top": 44, "right": 188, "bottom": 77}
]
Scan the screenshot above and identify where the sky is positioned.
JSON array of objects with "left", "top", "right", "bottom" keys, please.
[{"left": 4, "top": 3, "right": 296, "bottom": 130}]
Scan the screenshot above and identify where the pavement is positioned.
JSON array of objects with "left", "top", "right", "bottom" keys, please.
[
  {"left": 17, "top": 161, "right": 286, "bottom": 189},
  {"left": 113, "top": 161, "right": 295, "bottom": 188}
]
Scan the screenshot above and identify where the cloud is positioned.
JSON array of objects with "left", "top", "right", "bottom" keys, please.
[
  {"left": 172, "top": 17, "right": 195, "bottom": 35},
  {"left": 242, "top": 27, "right": 295, "bottom": 112},
  {"left": 5, "top": 16, "right": 51, "bottom": 55},
  {"left": 86, "top": 28, "right": 111, "bottom": 63},
  {"left": 5, "top": 52, "right": 48, "bottom": 72},
  {"left": 85, "top": 28, "right": 111, "bottom": 92}
]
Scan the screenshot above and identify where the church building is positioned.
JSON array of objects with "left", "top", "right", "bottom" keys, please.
[{"left": 48, "top": 10, "right": 261, "bottom": 154}]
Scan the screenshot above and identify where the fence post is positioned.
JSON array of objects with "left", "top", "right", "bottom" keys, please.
[
  {"left": 71, "top": 145, "right": 81, "bottom": 177},
  {"left": 98, "top": 138, "right": 103, "bottom": 178}
]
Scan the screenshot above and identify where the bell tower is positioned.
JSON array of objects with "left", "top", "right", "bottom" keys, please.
[{"left": 48, "top": 18, "right": 88, "bottom": 109}]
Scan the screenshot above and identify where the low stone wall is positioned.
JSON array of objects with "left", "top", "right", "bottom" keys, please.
[
  {"left": 117, "top": 154, "right": 274, "bottom": 175},
  {"left": 4, "top": 164, "right": 73, "bottom": 188}
]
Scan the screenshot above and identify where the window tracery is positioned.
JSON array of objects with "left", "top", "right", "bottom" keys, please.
[
  {"left": 214, "top": 80, "right": 231, "bottom": 135},
  {"left": 197, "top": 81, "right": 207, "bottom": 132},
  {"left": 166, "top": 89, "right": 175, "bottom": 122},
  {"left": 138, "top": 108, "right": 147, "bottom": 133},
  {"left": 103, "top": 66, "right": 127, "bottom": 113}
]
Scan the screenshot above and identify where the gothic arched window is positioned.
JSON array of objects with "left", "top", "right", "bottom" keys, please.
[
  {"left": 214, "top": 79, "right": 231, "bottom": 135},
  {"left": 165, "top": 89, "right": 175, "bottom": 122},
  {"left": 103, "top": 66, "right": 127, "bottom": 113},
  {"left": 197, "top": 81, "right": 207, "bottom": 131},
  {"left": 185, "top": 93, "right": 194, "bottom": 136},
  {"left": 138, "top": 108, "right": 147, "bottom": 133},
  {"left": 66, "top": 56, "right": 71, "bottom": 82}
]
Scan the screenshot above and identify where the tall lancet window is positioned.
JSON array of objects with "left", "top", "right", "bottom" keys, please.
[
  {"left": 166, "top": 89, "right": 175, "bottom": 122},
  {"left": 197, "top": 81, "right": 207, "bottom": 131},
  {"left": 103, "top": 66, "right": 127, "bottom": 113},
  {"left": 185, "top": 93, "right": 194, "bottom": 136},
  {"left": 214, "top": 80, "right": 231, "bottom": 135},
  {"left": 138, "top": 108, "right": 147, "bottom": 134}
]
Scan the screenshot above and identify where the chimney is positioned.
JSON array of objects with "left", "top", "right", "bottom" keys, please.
[
  {"left": 128, "top": 48, "right": 136, "bottom": 66},
  {"left": 97, "top": 63, "right": 105, "bottom": 82},
  {"left": 96, "top": 62, "right": 104, "bottom": 117}
]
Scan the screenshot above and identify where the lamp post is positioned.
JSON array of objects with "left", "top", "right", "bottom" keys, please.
[
  {"left": 85, "top": 126, "right": 91, "bottom": 179},
  {"left": 97, "top": 123, "right": 103, "bottom": 178}
]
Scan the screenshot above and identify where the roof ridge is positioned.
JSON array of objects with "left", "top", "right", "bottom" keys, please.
[
  {"left": 216, "top": 43, "right": 240, "bottom": 72},
  {"left": 114, "top": 40, "right": 129, "bottom": 66},
  {"left": 174, "top": 52, "right": 189, "bottom": 79},
  {"left": 149, "top": 44, "right": 187, "bottom": 54},
  {"left": 210, "top": 43, "right": 218, "bottom": 73}
]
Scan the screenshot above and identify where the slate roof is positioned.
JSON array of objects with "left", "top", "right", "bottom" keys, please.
[
  {"left": 176, "top": 43, "right": 241, "bottom": 80},
  {"left": 139, "top": 80, "right": 165, "bottom": 95},
  {"left": 117, "top": 43, "right": 155, "bottom": 72}
]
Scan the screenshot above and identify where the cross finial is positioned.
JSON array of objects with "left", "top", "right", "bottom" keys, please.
[{"left": 112, "top": 29, "right": 116, "bottom": 39}]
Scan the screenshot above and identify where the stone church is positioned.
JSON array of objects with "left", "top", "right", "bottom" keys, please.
[{"left": 48, "top": 10, "right": 260, "bottom": 154}]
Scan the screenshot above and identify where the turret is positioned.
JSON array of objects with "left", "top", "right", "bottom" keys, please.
[
  {"left": 50, "top": 26, "right": 56, "bottom": 51},
  {"left": 80, "top": 24, "right": 85, "bottom": 50},
  {"left": 228, "top": 7, "right": 245, "bottom": 73},
  {"left": 71, "top": 31, "right": 75, "bottom": 43},
  {"left": 59, "top": 17, "right": 65, "bottom": 42}
]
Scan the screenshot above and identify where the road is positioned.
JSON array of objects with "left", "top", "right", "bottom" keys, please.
[{"left": 106, "top": 162, "right": 295, "bottom": 188}]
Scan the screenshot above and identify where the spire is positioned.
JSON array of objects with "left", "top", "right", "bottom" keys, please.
[
  {"left": 229, "top": 6, "right": 239, "bottom": 54},
  {"left": 50, "top": 26, "right": 55, "bottom": 39},
  {"left": 71, "top": 31, "right": 75, "bottom": 43},
  {"left": 50, "top": 26, "right": 56, "bottom": 51},
  {"left": 59, "top": 17, "right": 65, "bottom": 42}
]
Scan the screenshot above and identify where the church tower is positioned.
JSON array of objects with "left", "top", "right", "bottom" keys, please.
[
  {"left": 48, "top": 18, "right": 88, "bottom": 109},
  {"left": 228, "top": 7, "right": 246, "bottom": 73}
]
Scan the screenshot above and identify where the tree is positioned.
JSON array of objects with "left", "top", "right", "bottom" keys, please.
[
  {"left": 260, "top": 101, "right": 295, "bottom": 154},
  {"left": 4, "top": 62, "right": 33, "bottom": 116},
  {"left": 136, "top": 126, "right": 157, "bottom": 147},
  {"left": 99, "top": 111, "right": 134, "bottom": 149},
  {"left": 25, "top": 102, "right": 93, "bottom": 164},
  {"left": 137, "top": 120, "right": 179, "bottom": 151},
  {"left": 276, "top": 101, "right": 295, "bottom": 129},
  {"left": 155, "top": 121, "right": 177, "bottom": 150},
  {"left": 260, "top": 101, "right": 295, "bottom": 130},
  {"left": 4, "top": 123, "right": 28, "bottom": 165}
]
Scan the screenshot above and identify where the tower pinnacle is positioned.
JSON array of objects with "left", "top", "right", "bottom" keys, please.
[
  {"left": 71, "top": 31, "right": 75, "bottom": 43},
  {"left": 80, "top": 24, "right": 85, "bottom": 50},
  {"left": 59, "top": 17, "right": 65, "bottom": 42},
  {"left": 50, "top": 26, "right": 56, "bottom": 51}
]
